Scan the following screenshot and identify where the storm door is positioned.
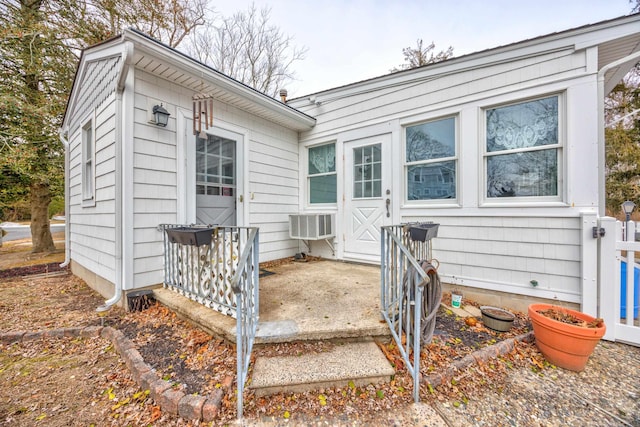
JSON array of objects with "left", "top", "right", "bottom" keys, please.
[{"left": 196, "top": 133, "right": 237, "bottom": 225}]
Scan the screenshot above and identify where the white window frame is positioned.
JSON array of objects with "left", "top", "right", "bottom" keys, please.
[
  {"left": 403, "top": 115, "right": 459, "bottom": 206},
  {"left": 81, "top": 111, "right": 96, "bottom": 207},
  {"left": 481, "top": 93, "right": 564, "bottom": 206},
  {"left": 307, "top": 142, "right": 337, "bottom": 206}
]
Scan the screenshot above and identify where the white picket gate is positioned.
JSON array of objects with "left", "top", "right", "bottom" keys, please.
[{"left": 598, "top": 217, "right": 640, "bottom": 346}]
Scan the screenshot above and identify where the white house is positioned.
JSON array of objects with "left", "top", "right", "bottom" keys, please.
[{"left": 60, "top": 14, "right": 640, "bottom": 311}]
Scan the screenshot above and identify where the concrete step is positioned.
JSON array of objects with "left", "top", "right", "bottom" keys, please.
[
  {"left": 249, "top": 341, "right": 395, "bottom": 397},
  {"left": 153, "top": 288, "right": 390, "bottom": 344}
]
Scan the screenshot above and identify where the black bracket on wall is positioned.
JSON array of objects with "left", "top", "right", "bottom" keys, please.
[{"left": 592, "top": 226, "right": 606, "bottom": 238}]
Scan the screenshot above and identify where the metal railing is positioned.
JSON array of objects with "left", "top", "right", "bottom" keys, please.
[
  {"left": 161, "top": 224, "right": 257, "bottom": 317},
  {"left": 380, "top": 224, "right": 435, "bottom": 403},
  {"left": 232, "top": 227, "right": 259, "bottom": 419},
  {"left": 160, "top": 224, "right": 260, "bottom": 419}
]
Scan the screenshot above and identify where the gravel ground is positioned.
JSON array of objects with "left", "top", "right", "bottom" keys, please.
[
  {"left": 431, "top": 341, "right": 640, "bottom": 426},
  {"left": 1, "top": 267, "right": 639, "bottom": 426}
]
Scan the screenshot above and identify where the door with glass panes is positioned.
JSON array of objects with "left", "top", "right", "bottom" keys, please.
[
  {"left": 343, "top": 134, "right": 392, "bottom": 261},
  {"left": 195, "top": 131, "right": 237, "bottom": 226}
]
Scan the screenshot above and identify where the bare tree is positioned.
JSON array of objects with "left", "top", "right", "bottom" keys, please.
[
  {"left": 391, "top": 39, "right": 454, "bottom": 72},
  {"left": 187, "top": 4, "right": 306, "bottom": 98}
]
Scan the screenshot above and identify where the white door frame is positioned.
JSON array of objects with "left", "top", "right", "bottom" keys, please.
[
  {"left": 342, "top": 133, "right": 393, "bottom": 263},
  {"left": 177, "top": 109, "right": 247, "bottom": 226}
]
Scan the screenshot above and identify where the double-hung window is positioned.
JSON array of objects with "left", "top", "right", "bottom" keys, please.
[
  {"left": 82, "top": 117, "right": 95, "bottom": 205},
  {"left": 484, "top": 95, "right": 561, "bottom": 200},
  {"left": 308, "top": 143, "right": 336, "bottom": 204},
  {"left": 405, "top": 117, "right": 457, "bottom": 201}
]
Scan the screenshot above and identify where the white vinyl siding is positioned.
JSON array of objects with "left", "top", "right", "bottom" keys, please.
[
  {"left": 292, "top": 31, "right": 605, "bottom": 302},
  {"left": 247, "top": 128, "right": 300, "bottom": 261},
  {"left": 67, "top": 55, "right": 121, "bottom": 284},
  {"left": 407, "top": 215, "right": 583, "bottom": 302},
  {"left": 130, "top": 70, "right": 302, "bottom": 287},
  {"left": 69, "top": 96, "right": 118, "bottom": 283},
  {"left": 292, "top": 49, "right": 583, "bottom": 137}
]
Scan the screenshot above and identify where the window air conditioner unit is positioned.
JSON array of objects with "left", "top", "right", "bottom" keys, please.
[{"left": 289, "top": 214, "right": 335, "bottom": 240}]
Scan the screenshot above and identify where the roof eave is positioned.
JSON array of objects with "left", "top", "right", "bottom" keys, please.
[{"left": 123, "top": 29, "right": 316, "bottom": 132}]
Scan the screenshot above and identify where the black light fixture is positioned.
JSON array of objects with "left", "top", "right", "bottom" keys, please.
[
  {"left": 622, "top": 200, "right": 635, "bottom": 221},
  {"left": 622, "top": 200, "right": 635, "bottom": 241},
  {"left": 152, "top": 104, "right": 170, "bottom": 127}
]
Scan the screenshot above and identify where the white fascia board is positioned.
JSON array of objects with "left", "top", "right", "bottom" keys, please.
[
  {"left": 123, "top": 30, "right": 316, "bottom": 130},
  {"left": 573, "top": 17, "right": 640, "bottom": 50}
]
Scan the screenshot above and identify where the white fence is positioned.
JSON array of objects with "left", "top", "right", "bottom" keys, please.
[{"left": 598, "top": 218, "right": 639, "bottom": 346}]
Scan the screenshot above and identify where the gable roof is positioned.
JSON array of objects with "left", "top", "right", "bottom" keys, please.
[{"left": 62, "top": 29, "right": 316, "bottom": 132}]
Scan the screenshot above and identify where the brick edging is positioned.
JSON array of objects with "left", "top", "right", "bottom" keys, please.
[
  {"left": 422, "top": 331, "right": 535, "bottom": 388},
  {"left": 0, "top": 326, "right": 233, "bottom": 422}
]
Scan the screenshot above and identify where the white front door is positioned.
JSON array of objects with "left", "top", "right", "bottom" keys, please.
[
  {"left": 343, "top": 134, "right": 392, "bottom": 262},
  {"left": 195, "top": 129, "right": 241, "bottom": 226}
]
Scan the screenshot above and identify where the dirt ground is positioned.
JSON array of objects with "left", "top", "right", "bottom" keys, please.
[
  {"left": 0, "top": 237, "right": 567, "bottom": 426},
  {"left": 0, "top": 232, "right": 65, "bottom": 271}
]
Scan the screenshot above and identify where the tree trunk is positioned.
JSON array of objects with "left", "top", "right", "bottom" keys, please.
[{"left": 30, "top": 182, "right": 55, "bottom": 253}]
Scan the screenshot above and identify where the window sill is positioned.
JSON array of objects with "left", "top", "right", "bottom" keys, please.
[
  {"left": 402, "top": 201, "right": 461, "bottom": 209},
  {"left": 479, "top": 200, "right": 568, "bottom": 208}
]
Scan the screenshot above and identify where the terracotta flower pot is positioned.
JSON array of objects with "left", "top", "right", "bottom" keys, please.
[{"left": 528, "top": 303, "right": 606, "bottom": 372}]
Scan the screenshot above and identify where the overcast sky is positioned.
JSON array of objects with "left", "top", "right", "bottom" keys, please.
[{"left": 210, "top": 0, "right": 635, "bottom": 98}]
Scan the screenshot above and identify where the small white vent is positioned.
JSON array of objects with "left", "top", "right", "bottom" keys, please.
[{"left": 289, "top": 214, "right": 335, "bottom": 240}]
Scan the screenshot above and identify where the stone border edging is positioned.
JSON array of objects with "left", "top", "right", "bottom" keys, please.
[
  {"left": 422, "top": 331, "right": 535, "bottom": 388},
  {"left": 0, "top": 326, "right": 233, "bottom": 422},
  {"left": 3, "top": 326, "right": 535, "bottom": 419}
]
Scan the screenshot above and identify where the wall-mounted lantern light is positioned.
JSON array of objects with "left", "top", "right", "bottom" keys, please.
[{"left": 152, "top": 104, "right": 170, "bottom": 127}]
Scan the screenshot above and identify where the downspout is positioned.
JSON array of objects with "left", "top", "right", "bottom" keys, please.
[
  {"left": 98, "top": 42, "right": 132, "bottom": 312},
  {"left": 597, "top": 50, "right": 640, "bottom": 217},
  {"left": 58, "top": 129, "right": 70, "bottom": 268}
]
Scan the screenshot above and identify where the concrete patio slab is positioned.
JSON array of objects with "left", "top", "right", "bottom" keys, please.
[{"left": 153, "top": 259, "right": 390, "bottom": 344}]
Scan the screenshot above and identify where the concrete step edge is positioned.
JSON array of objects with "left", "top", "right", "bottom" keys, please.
[{"left": 249, "top": 341, "right": 395, "bottom": 397}]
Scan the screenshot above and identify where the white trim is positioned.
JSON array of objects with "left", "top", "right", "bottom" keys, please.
[
  {"left": 402, "top": 114, "right": 460, "bottom": 207},
  {"left": 62, "top": 44, "right": 128, "bottom": 130},
  {"left": 580, "top": 212, "right": 598, "bottom": 316},
  {"left": 597, "top": 49, "right": 640, "bottom": 216},
  {"left": 479, "top": 92, "right": 565, "bottom": 206},
  {"left": 176, "top": 108, "right": 191, "bottom": 224},
  {"left": 196, "top": 124, "right": 247, "bottom": 226},
  {"left": 81, "top": 110, "right": 96, "bottom": 207},
  {"left": 442, "top": 274, "right": 581, "bottom": 304},
  {"left": 123, "top": 30, "right": 315, "bottom": 131},
  {"left": 306, "top": 141, "right": 338, "bottom": 208},
  {"left": 121, "top": 67, "right": 135, "bottom": 291}
]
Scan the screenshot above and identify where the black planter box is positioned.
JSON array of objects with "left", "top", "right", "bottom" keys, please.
[
  {"left": 409, "top": 223, "right": 439, "bottom": 242},
  {"left": 165, "top": 227, "right": 214, "bottom": 246}
]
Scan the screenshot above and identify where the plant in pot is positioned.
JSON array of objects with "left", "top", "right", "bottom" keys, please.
[{"left": 528, "top": 303, "right": 606, "bottom": 372}]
